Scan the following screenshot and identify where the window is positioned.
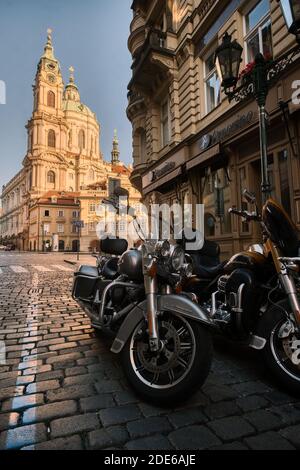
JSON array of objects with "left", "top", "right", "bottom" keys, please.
[
  {"left": 204, "top": 52, "right": 221, "bottom": 114},
  {"left": 69, "top": 173, "right": 74, "bottom": 180},
  {"left": 88, "top": 169, "right": 94, "bottom": 181},
  {"left": 244, "top": 0, "right": 272, "bottom": 63},
  {"left": 72, "top": 211, "right": 79, "bottom": 218},
  {"left": 89, "top": 203, "right": 96, "bottom": 213},
  {"left": 47, "top": 91, "right": 55, "bottom": 108},
  {"left": 43, "top": 224, "right": 50, "bottom": 234},
  {"left": 57, "top": 224, "right": 64, "bottom": 233},
  {"left": 89, "top": 222, "right": 95, "bottom": 232},
  {"left": 58, "top": 210, "right": 64, "bottom": 218},
  {"left": 71, "top": 224, "right": 79, "bottom": 234},
  {"left": 161, "top": 98, "right": 170, "bottom": 148},
  {"left": 44, "top": 210, "right": 50, "bottom": 217},
  {"left": 79, "top": 130, "right": 85, "bottom": 150},
  {"left": 47, "top": 171, "right": 56, "bottom": 185},
  {"left": 109, "top": 178, "right": 120, "bottom": 197},
  {"left": 48, "top": 130, "right": 56, "bottom": 148}
]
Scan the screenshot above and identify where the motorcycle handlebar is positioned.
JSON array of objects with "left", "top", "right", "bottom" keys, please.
[{"left": 228, "top": 207, "right": 261, "bottom": 222}]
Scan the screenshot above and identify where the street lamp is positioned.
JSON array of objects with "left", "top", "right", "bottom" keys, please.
[
  {"left": 277, "top": 0, "right": 300, "bottom": 39},
  {"left": 215, "top": 21, "right": 300, "bottom": 203}
]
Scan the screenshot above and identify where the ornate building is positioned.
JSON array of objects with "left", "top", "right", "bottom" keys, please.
[
  {"left": 0, "top": 30, "right": 141, "bottom": 252},
  {"left": 128, "top": 0, "right": 300, "bottom": 259}
]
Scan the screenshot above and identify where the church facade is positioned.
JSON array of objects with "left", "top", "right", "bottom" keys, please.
[{"left": 0, "top": 30, "right": 141, "bottom": 252}]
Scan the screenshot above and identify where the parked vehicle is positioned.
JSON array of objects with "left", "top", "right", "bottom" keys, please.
[
  {"left": 4, "top": 244, "right": 16, "bottom": 251},
  {"left": 183, "top": 190, "right": 300, "bottom": 394},
  {"left": 72, "top": 188, "right": 213, "bottom": 404}
]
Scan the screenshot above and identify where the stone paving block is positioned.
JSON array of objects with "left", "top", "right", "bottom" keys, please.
[
  {"left": 99, "top": 405, "right": 141, "bottom": 427},
  {"left": 95, "top": 379, "right": 123, "bottom": 394},
  {"left": 244, "top": 410, "right": 282, "bottom": 432},
  {"left": 270, "top": 404, "right": 300, "bottom": 426},
  {"left": 0, "top": 412, "right": 19, "bottom": 432},
  {"left": 169, "top": 425, "right": 221, "bottom": 450},
  {"left": 245, "top": 431, "right": 295, "bottom": 450},
  {"left": 232, "top": 381, "right": 272, "bottom": 397},
  {"left": 65, "top": 366, "right": 87, "bottom": 377},
  {"left": 79, "top": 394, "right": 115, "bottom": 413},
  {"left": 168, "top": 408, "right": 207, "bottom": 428},
  {"left": 204, "top": 401, "right": 240, "bottom": 420},
  {"left": 26, "top": 379, "right": 60, "bottom": 394},
  {"left": 212, "top": 442, "right": 249, "bottom": 450},
  {"left": 50, "top": 413, "right": 100, "bottom": 438},
  {"left": 22, "top": 435, "right": 83, "bottom": 450},
  {"left": 2, "top": 393, "right": 44, "bottom": 412},
  {"left": 23, "top": 400, "right": 78, "bottom": 425},
  {"left": 46, "top": 384, "right": 95, "bottom": 402},
  {"left": 280, "top": 424, "right": 300, "bottom": 449},
  {"left": 209, "top": 416, "right": 255, "bottom": 441},
  {"left": 114, "top": 390, "right": 139, "bottom": 406},
  {"left": 127, "top": 417, "right": 172, "bottom": 439},
  {"left": 202, "top": 384, "right": 239, "bottom": 402},
  {"left": 236, "top": 395, "right": 269, "bottom": 412},
  {"left": 0, "top": 423, "right": 47, "bottom": 450},
  {"left": 125, "top": 435, "right": 174, "bottom": 450}
]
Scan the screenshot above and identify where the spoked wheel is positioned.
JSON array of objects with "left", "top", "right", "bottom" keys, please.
[
  {"left": 258, "top": 301, "right": 300, "bottom": 395},
  {"left": 121, "top": 313, "right": 212, "bottom": 405}
]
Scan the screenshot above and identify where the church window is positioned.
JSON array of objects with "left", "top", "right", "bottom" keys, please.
[
  {"left": 47, "top": 171, "right": 56, "bottom": 184},
  {"left": 88, "top": 169, "right": 95, "bottom": 181},
  {"left": 47, "top": 91, "right": 55, "bottom": 108},
  {"left": 79, "top": 130, "right": 86, "bottom": 150},
  {"left": 48, "top": 130, "right": 56, "bottom": 148}
]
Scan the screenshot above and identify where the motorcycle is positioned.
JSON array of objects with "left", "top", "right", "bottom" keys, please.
[
  {"left": 183, "top": 190, "right": 300, "bottom": 394},
  {"left": 72, "top": 189, "right": 213, "bottom": 404}
]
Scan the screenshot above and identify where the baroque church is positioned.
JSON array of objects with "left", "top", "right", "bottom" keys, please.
[{"left": 0, "top": 30, "right": 141, "bottom": 252}]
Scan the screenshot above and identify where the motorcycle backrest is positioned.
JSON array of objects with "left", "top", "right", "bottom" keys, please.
[{"left": 100, "top": 238, "right": 128, "bottom": 256}]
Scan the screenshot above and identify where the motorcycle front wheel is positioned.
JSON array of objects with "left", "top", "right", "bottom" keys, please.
[
  {"left": 258, "top": 300, "right": 300, "bottom": 395},
  {"left": 120, "top": 312, "right": 212, "bottom": 405}
]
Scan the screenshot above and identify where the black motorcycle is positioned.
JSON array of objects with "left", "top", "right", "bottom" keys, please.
[
  {"left": 183, "top": 190, "right": 300, "bottom": 394},
  {"left": 72, "top": 190, "right": 213, "bottom": 404}
]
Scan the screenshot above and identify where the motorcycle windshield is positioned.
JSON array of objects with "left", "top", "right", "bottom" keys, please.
[{"left": 262, "top": 199, "right": 299, "bottom": 256}]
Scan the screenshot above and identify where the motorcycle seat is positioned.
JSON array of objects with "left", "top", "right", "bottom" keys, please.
[
  {"left": 77, "top": 265, "right": 99, "bottom": 278},
  {"left": 194, "top": 262, "right": 226, "bottom": 280},
  {"left": 102, "top": 258, "right": 119, "bottom": 280}
]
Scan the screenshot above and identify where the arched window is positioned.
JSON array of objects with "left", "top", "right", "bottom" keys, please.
[
  {"left": 48, "top": 130, "right": 56, "bottom": 148},
  {"left": 47, "top": 171, "right": 56, "bottom": 185},
  {"left": 47, "top": 91, "right": 55, "bottom": 108},
  {"left": 79, "top": 130, "right": 85, "bottom": 150},
  {"left": 88, "top": 169, "right": 94, "bottom": 181}
]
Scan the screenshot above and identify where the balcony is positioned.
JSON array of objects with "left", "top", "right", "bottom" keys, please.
[
  {"left": 126, "top": 91, "right": 146, "bottom": 121},
  {"left": 129, "top": 28, "right": 175, "bottom": 94}
]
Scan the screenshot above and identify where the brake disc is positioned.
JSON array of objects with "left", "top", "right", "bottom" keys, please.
[{"left": 282, "top": 335, "right": 300, "bottom": 366}]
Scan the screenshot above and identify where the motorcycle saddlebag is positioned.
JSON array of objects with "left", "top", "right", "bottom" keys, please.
[{"left": 73, "top": 265, "right": 100, "bottom": 301}]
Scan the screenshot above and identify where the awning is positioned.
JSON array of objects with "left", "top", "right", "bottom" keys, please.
[
  {"left": 186, "top": 144, "right": 221, "bottom": 171},
  {"left": 143, "top": 166, "right": 182, "bottom": 195}
]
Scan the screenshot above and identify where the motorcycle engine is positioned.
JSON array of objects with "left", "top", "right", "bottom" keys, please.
[{"left": 215, "top": 268, "right": 262, "bottom": 336}]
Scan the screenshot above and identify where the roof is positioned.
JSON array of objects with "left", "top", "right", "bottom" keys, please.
[{"left": 63, "top": 99, "right": 96, "bottom": 119}]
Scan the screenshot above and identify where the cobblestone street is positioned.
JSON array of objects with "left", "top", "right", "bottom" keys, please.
[{"left": 0, "top": 253, "right": 300, "bottom": 450}]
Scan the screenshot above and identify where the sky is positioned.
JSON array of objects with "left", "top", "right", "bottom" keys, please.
[{"left": 0, "top": 0, "right": 133, "bottom": 191}]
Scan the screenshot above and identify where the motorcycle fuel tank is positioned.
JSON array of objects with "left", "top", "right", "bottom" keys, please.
[
  {"left": 118, "top": 249, "right": 143, "bottom": 283},
  {"left": 224, "top": 251, "right": 267, "bottom": 274}
]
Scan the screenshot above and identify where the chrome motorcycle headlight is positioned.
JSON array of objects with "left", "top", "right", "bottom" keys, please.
[
  {"left": 171, "top": 246, "right": 185, "bottom": 272},
  {"left": 155, "top": 240, "right": 171, "bottom": 258}
]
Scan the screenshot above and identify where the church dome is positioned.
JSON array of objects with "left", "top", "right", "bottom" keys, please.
[{"left": 63, "top": 66, "right": 97, "bottom": 119}]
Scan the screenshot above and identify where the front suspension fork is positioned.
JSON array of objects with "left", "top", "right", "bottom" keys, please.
[
  {"left": 144, "top": 274, "right": 160, "bottom": 352},
  {"left": 279, "top": 271, "right": 300, "bottom": 328}
]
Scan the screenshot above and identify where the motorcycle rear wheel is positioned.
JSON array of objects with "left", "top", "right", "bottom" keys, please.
[
  {"left": 258, "top": 301, "right": 300, "bottom": 395},
  {"left": 120, "top": 312, "right": 212, "bottom": 405}
]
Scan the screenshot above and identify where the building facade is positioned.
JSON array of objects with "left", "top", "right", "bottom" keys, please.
[
  {"left": 0, "top": 30, "right": 141, "bottom": 252},
  {"left": 127, "top": 0, "right": 300, "bottom": 259}
]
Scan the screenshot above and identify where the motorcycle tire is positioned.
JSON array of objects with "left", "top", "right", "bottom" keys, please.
[
  {"left": 120, "top": 313, "right": 213, "bottom": 405},
  {"left": 257, "top": 300, "right": 300, "bottom": 395}
]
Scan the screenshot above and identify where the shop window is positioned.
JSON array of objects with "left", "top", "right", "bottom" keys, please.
[
  {"left": 161, "top": 98, "right": 170, "bottom": 148},
  {"left": 204, "top": 52, "right": 221, "bottom": 114},
  {"left": 244, "top": 0, "right": 273, "bottom": 63}
]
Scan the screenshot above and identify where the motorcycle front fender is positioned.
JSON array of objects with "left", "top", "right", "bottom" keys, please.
[{"left": 110, "top": 295, "right": 213, "bottom": 354}]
